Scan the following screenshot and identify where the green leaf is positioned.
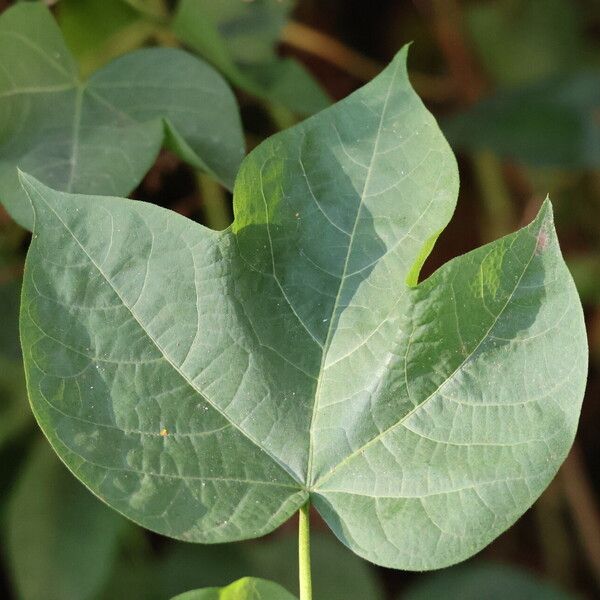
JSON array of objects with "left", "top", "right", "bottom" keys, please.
[
  {"left": 0, "top": 3, "right": 244, "bottom": 229},
  {"left": 172, "top": 0, "right": 330, "bottom": 115},
  {"left": 444, "top": 70, "right": 600, "bottom": 168},
  {"left": 0, "top": 277, "right": 21, "bottom": 361},
  {"left": 171, "top": 577, "right": 296, "bottom": 600},
  {"left": 404, "top": 562, "right": 575, "bottom": 600},
  {"left": 465, "top": 0, "right": 590, "bottom": 88},
  {"left": 0, "top": 358, "right": 31, "bottom": 450},
  {"left": 7, "top": 439, "right": 126, "bottom": 600},
  {"left": 19, "top": 47, "right": 587, "bottom": 570},
  {"left": 56, "top": 0, "right": 155, "bottom": 76}
]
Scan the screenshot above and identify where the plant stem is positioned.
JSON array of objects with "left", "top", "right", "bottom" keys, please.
[
  {"left": 298, "top": 502, "right": 312, "bottom": 600},
  {"left": 266, "top": 102, "right": 298, "bottom": 131},
  {"left": 472, "top": 150, "right": 516, "bottom": 241},
  {"left": 196, "top": 173, "right": 231, "bottom": 231}
]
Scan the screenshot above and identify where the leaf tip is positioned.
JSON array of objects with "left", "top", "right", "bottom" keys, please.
[
  {"left": 392, "top": 43, "right": 412, "bottom": 71},
  {"left": 534, "top": 195, "right": 555, "bottom": 230},
  {"left": 16, "top": 169, "right": 43, "bottom": 199}
]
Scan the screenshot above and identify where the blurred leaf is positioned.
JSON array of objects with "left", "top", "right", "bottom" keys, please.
[
  {"left": 403, "top": 562, "right": 575, "bottom": 600},
  {"left": 0, "top": 3, "right": 244, "bottom": 229},
  {"left": 57, "top": 0, "right": 156, "bottom": 76},
  {"left": 466, "top": 0, "right": 592, "bottom": 87},
  {"left": 0, "top": 277, "right": 21, "bottom": 361},
  {"left": 173, "top": 0, "right": 330, "bottom": 115},
  {"left": 567, "top": 255, "right": 600, "bottom": 305},
  {"left": 100, "top": 541, "right": 251, "bottom": 600},
  {"left": 171, "top": 577, "right": 296, "bottom": 600},
  {"left": 7, "top": 439, "right": 126, "bottom": 600},
  {"left": 0, "top": 357, "right": 30, "bottom": 450},
  {"left": 121, "top": 0, "right": 167, "bottom": 20},
  {"left": 444, "top": 70, "right": 600, "bottom": 167}
]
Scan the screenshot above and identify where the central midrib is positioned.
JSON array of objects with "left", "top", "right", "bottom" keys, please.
[{"left": 305, "top": 57, "right": 404, "bottom": 487}]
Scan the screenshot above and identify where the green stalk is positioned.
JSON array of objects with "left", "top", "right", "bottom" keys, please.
[
  {"left": 299, "top": 502, "right": 312, "bottom": 600},
  {"left": 266, "top": 102, "right": 298, "bottom": 131},
  {"left": 196, "top": 173, "right": 231, "bottom": 231},
  {"left": 472, "top": 150, "right": 515, "bottom": 241}
]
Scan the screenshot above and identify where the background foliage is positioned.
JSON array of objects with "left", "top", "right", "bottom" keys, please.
[{"left": 0, "top": 0, "right": 598, "bottom": 598}]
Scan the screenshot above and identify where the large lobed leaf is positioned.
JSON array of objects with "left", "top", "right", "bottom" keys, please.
[
  {"left": 19, "top": 47, "right": 587, "bottom": 570},
  {"left": 0, "top": 3, "right": 244, "bottom": 229}
]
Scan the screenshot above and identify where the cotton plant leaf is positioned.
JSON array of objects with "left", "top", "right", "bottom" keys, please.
[
  {"left": 7, "top": 439, "right": 126, "bottom": 600},
  {"left": 0, "top": 3, "right": 244, "bottom": 229},
  {"left": 444, "top": 69, "right": 600, "bottom": 168},
  {"left": 172, "top": 0, "right": 330, "bottom": 116},
  {"left": 171, "top": 577, "right": 296, "bottom": 600},
  {"left": 19, "top": 46, "right": 587, "bottom": 570}
]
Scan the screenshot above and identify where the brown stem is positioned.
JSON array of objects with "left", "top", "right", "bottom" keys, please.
[{"left": 281, "top": 20, "right": 453, "bottom": 102}]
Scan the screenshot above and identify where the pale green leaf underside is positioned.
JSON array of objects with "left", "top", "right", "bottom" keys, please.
[
  {"left": 20, "top": 47, "right": 587, "bottom": 570},
  {"left": 172, "top": 577, "right": 296, "bottom": 600},
  {"left": 0, "top": 3, "right": 244, "bottom": 229},
  {"left": 172, "top": 0, "right": 330, "bottom": 116}
]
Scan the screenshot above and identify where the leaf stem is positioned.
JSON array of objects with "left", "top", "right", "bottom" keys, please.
[
  {"left": 472, "top": 150, "right": 516, "bottom": 241},
  {"left": 196, "top": 173, "right": 231, "bottom": 231},
  {"left": 298, "top": 502, "right": 312, "bottom": 600}
]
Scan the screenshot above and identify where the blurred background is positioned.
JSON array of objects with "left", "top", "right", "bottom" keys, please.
[{"left": 0, "top": 0, "right": 598, "bottom": 598}]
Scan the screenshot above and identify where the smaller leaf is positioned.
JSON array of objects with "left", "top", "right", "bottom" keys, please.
[
  {"left": 0, "top": 3, "right": 244, "bottom": 229},
  {"left": 56, "top": 0, "right": 146, "bottom": 75},
  {"left": 173, "top": 0, "right": 330, "bottom": 115},
  {"left": 171, "top": 577, "right": 297, "bottom": 600},
  {"left": 7, "top": 439, "right": 127, "bottom": 600}
]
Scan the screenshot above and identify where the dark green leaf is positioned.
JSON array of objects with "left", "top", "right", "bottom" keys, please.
[
  {"left": 0, "top": 3, "right": 244, "bottom": 229},
  {"left": 171, "top": 577, "right": 296, "bottom": 600},
  {"left": 404, "top": 562, "right": 575, "bottom": 600},
  {"left": 7, "top": 439, "right": 126, "bottom": 600},
  {"left": 0, "top": 358, "right": 30, "bottom": 450},
  {"left": 20, "top": 47, "right": 587, "bottom": 570},
  {"left": 173, "top": 0, "right": 330, "bottom": 115},
  {"left": 56, "top": 0, "right": 153, "bottom": 76},
  {"left": 465, "top": 0, "right": 591, "bottom": 88},
  {"left": 444, "top": 70, "right": 600, "bottom": 168}
]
